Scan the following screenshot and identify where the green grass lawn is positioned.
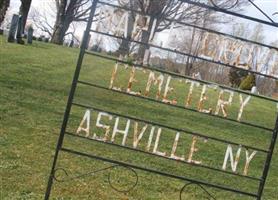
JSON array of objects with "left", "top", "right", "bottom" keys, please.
[{"left": 0, "top": 35, "right": 278, "bottom": 200}]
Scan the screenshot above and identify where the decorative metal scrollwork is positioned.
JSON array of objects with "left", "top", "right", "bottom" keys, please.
[
  {"left": 53, "top": 164, "right": 138, "bottom": 193},
  {"left": 210, "top": 0, "right": 239, "bottom": 10},
  {"left": 180, "top": 182, "right": 217, "bottom": 200},
  {"left": 107, "top": 165, "right": 138, "bottom": 193}
]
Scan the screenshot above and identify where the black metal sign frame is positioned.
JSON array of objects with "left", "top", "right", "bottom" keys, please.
[{"left": 45, "top": 0, "right": 278, "bottom": 199}]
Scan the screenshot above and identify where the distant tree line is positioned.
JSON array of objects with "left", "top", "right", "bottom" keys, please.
[{"left": 1, "top": 0, "right": 276, "bottom": 96}]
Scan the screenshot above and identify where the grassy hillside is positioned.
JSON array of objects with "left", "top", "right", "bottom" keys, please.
[{"left": 0, "top": 35, "right": 277, "bottom": 200}]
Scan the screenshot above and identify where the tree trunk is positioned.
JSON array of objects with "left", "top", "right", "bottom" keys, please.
[
  {"left": 19, "top": 0, "right": 32, "bottom": 31},
  {"left": 51, "top": 19, "right": 70, "bottom": 45},
  {"left": 137, "top": 30, "right": 149, "bottom": 61},
  {"left": 118, "top": 37, "right": 130, "bottom": 56},
  {"left": 0, "top": 0, "right": 10, "bottom": 26},
  {"left": 117, "top": 1, "right": 138, "bottom": 56},
  {"left": 51, "top": 0, "right": 70, "bottom": 45},
  {"left": 117, "top": 12, "right": 134, "bottom": 56},
  {"left": 185, "top": 27, "right": 196, "bottom": 76},
  {"left": 137, "top": 17, "right": 154, "bottom": 63}
]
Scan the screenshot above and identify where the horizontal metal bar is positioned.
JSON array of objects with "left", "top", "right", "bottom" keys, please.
[
  {"left": 65, "top": 131, "right": 262, "bottom": 181},
  {"left": 178, "top": 0, "right": 278, "bottom": 28},
  {"left": 78, "top": 80, "right": 273, "bottom": 132},
  {"left": 170, "top": 18, "right": 278, "bottom": 51},
  {"left": 72, "top": 102, "right": 269, "bottom": 153},
  {"left": 97, "top": 0, "right": 278, "bottom": 51},
  {"left": 85, "top": 50, "right": 278, "bottom": 104},
  {"left": 61, "top": 147, "right": 259, "bottom": 198},
  {"left": 90, "top": 29, "right": 278, "bottom": 81}
]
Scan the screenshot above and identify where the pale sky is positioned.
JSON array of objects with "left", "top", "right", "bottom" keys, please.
[
  {"left": 9, "top": 0, "right": 278, "bottom": 20},
  {"left": 6, "top": 0, "right": 278, "bottom": 43},
  {"left": 245, "top": 0, "right": 278, "bottom": 43}
]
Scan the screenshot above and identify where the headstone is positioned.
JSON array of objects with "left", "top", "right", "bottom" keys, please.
[
  {"left": 27, "top": 26, "right": 34, "bottom": 44},
  {"left": 251, "top": 86, "right": 258, "bottom": 94},
  {"left": 8, "top": 14, "right": 19, "bottom": 43},
  {"left": 69, "top": 40, "right": 74, "bottom": 47},
  {"left": 38, "top": 35, "right": 44, "bottom": 41},
  {"left": 193, "top": 72, "right": 202, "bottom": 80},
  {"left": 16, "top": 16, "right": 24, "bottom": 44}
]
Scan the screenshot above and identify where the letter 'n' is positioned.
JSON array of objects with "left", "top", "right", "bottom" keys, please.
[{"left": 222, "top": 145, "right": 241, "bottom": 172}]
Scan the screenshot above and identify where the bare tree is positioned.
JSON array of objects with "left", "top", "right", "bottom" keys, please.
[
  {"left": 31, "top": 1, "right": 85, "bottom": 46},
  {"left": 137, "top": 0, "right": 204, "bottom": 61},
  {"left": 116, "top": 0, "right": 248, "bottom": 63},
  {"left": 116, "top": 0, "right": 138, "bottom": 56},
  {"left": 165, "top": 0, "right": 248, "bottom": 77},
  {"left": 51, "top": 0, "right": 92, "bottom": 45},
  {"left": 30, "top": 8, "right": 54, "bottom": 37}
]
